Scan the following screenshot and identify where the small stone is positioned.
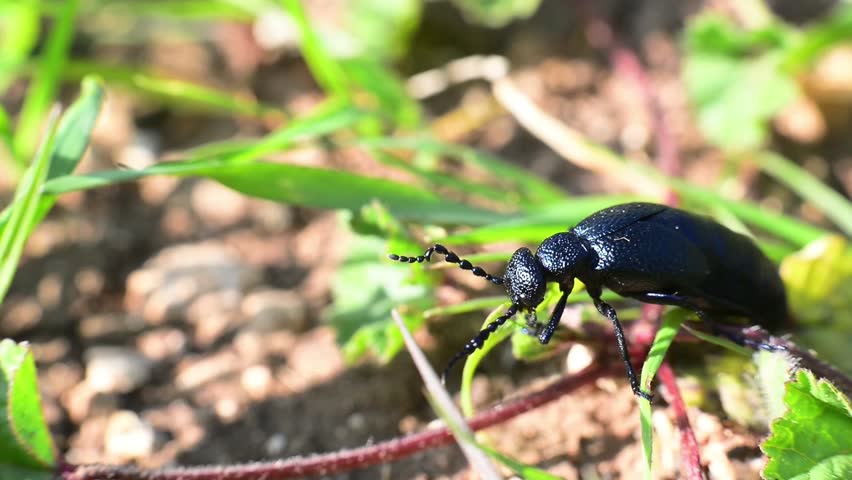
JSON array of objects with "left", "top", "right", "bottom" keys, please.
[
  {"left": 125, "top": 242, "right": 260, "bottom": 325},
  {"left": 253, "top": 8, "right": 300, "bottom": 51},
  {"left": 265, "top": 433, "right": 287, "bottom": 456},
  {"left": 78, "top": 313, "right": 146, "bottom": 341},
  {"left": 85, "top": 347, "right": 151, "bottom": 394},
  {"left": 136, "top": 328, "right": 187, "bottom": 361},
  {"left": 191, "top": 180, "right": 250, "bottom": 228},
  {"left": 565, "top": 344, "right": 594, "bottom": 374},
  {"left": 241, "top": 365, "right": 272, "bottom": 400},
  {"left": 176, "top": 351, "right": 240, "bottom": 391},
  {"left": 214, "top": 397, "right": 241, "bottom": 423},
  {"left": 242, "top": 289, "right": 308, "bottom": 332},
  {"left": 63, "top": 383, "right": 96, "bottom": 424},
  {"left": 104, "top": 410, "right": 155, "bottom": 461}
]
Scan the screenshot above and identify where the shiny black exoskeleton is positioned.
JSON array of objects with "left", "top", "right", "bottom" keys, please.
[{"left": 389, "top": 202, "right": 789, "bottom": 400}]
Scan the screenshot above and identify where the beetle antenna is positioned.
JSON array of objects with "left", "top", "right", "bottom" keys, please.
[
  {"left": 441, "top": 304, "right": 520, "bottom": 383},
  {"left": 388, "top": 243, "right": 503, "bottom": 285}
]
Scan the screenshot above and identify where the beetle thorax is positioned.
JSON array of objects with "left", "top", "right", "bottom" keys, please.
[{"left": 535, "top": 232, "right": 593, "bottom": 282}]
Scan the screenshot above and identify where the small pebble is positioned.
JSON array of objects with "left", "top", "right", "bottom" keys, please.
[
  {"left": 104, "top": 410, "right": 156, "bottom": 461},
  {"left": 242, "top": 289, "right": 308, "bottom": 332},
  {"left": 85, "top": 347, "right": 151, "bottom": 394}
]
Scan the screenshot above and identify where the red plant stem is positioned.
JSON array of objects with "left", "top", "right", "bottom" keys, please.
[
  {"left": 658, "top": 362, "right": 708, "bottom": 480},
  {"left": 64, "top": 363, "right": 617, "bottom": 480},
  {"left": 610, "top": 45, "right": 681, "bottom": 205}
]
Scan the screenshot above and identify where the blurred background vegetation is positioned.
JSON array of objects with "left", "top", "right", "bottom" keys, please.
[{"left": 1, "top": 0, "right": 851, "bottom": 478}]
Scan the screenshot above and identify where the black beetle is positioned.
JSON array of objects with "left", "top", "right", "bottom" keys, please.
[{"left": 389, "top": 202, "right": 789, "bottom": 400}]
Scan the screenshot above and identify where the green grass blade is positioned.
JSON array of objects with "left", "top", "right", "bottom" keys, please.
[
  {"left": 92, "top": 0, "right": 260, "bottom": 21},
  {"left": 12, "top": 0, "right": 78, "bottom": 164},
  {"left": 392, "top": 310, "right": 503, "bottom": 480},
  {"left": 45, "top": 160, "right": 510, "bottom": 225},
  {"left": 368, "top": 149, "right": 520, "bottom": 210},
  {"left": 441, "top": 195, "right": 644, "bottom": 244},
  {"left": 639, "top": 309, "right": 689, "bottom": 480},
  {"left": 667, "top": 177, "right": 827, "bottom": 247},
  {"left": 0, "top": 2, "right": 40, "bottom": 94},
  {"left": 460, "top": 305, "right": 514, "bottom": 417},
  {"left": 757, "top": 152, "right": 852, "bottom": 237},
  {"left": 356, "top": 136, "right": 567, "bottom": 205},
  {"left": 176, "top": 99, "right": 363, "bottom": 161},
  {"left": 681, "top": 324, "right": 752, "bottom": 357},
  {"left": 0, "top": 108, "right": 59, "bottom": 304},
  {"left": 0, "top": 105, "right": 13, "bottom": 173},
  {"left": 280, "top": 0, "right": 349, "bottom": 99},
  {"left": 202, "top": 162, "right": 509, "bottom": 225},
  {"left": 59, "top": 60, "right": 285, "bottom": 120},
  {"left": 341, "top": 58, "right": 421, "bottom": 128},
  {"left": 0, "top": 78, "right": 105, "bottom": 235}
]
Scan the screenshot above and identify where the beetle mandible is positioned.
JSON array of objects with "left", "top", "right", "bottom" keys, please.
[{"left": 389, "top": 202, "right": 790, "bottom": 400}]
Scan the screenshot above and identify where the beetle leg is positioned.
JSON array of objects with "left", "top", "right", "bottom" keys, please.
[
  {"left": 593, "top": 297, "right": 654, "bottom": 401},
  {"left": 697, "top": 312, "right": 786, "bottom": 352},
  {"left": 538, "top": 291, "right": 568, "bottom": 344},
  {"left": 441, "top": 304, "right": 520, "bottom": 383},
  {"left": 631, "top": 292, "right": 697, "bottom": 309}
]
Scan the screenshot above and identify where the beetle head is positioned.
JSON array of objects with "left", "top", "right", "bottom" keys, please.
[{"left": 504, "top": 247, "right": 547, "bottom": 311}]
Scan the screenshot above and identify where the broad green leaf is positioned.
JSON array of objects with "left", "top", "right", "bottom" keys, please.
[
  {"left": 762, "top": 370, "right": 852, "bottom": 479},
  {"left": 788, "top": 455, "right": 852, "bottom": 480},
  {"left": 13, "top": 0, "right": 78, "bottom": 163},
  {"left": 331, "top": 208, "right": 434, "bottom": 363},
  {"left": 780, "top": 236, "right": 852, "bottom": 375},
  {"left": 0, "top": 340, "right": 56, "bottom": 471},
  {"left": 684, "top": 52, "right": 798, "bottom": 152},
  {"left": 450, "top": 0, "right": 542, "bottom": 28},
  {"left": 0, "top": 464, "right": 54, "bottom": 480},
  {"left": 0, "top": 78, "right": 105, "bottom": 236},
  {"left": 781, "top": 236, "right": 852, "bottom": 323},
  {"left": 0, "top": 108, "right": 58, "bottom": 304},
  {"left": 683, "top": 14, "right": 799, "bottom": 152},
  {"left": 683, "top": 14, "right": 789, "bottom": 59},
  {"left": 639, "top": 309, "right": 689, "bottom": 480}
]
